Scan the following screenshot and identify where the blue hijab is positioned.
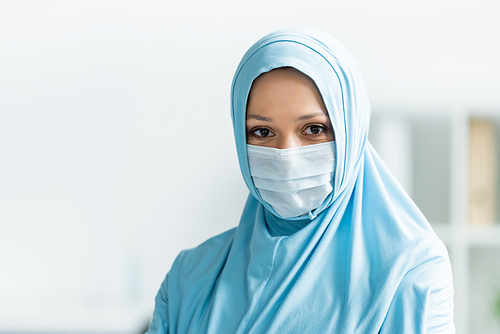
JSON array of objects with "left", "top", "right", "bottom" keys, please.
[{"left": 147, "top": 28, "right": 455, "bottom": 333}]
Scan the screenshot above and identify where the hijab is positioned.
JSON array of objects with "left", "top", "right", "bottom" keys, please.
[{"left": 147, "top": 28, "right": 455, "bottom": 334}]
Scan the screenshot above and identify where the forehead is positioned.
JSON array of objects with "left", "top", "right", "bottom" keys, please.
[
  {"left": 249, "top": 67, "right": 317, "bottom": 92},
  {"left": 246, "top": 67, "right": 328, "bottom": 116}
]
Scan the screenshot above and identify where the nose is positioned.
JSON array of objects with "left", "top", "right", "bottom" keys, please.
[{"left": 276, "top": 134, "right": 302, "bottom": 150}]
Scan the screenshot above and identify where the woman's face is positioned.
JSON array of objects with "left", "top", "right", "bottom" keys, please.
[{"left": 246, "top": 68, "right": 334, "bottom": 149}]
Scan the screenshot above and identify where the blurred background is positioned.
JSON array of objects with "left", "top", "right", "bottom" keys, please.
[{"left": 1, "top": 0, "right": 499, "bottom": 333}]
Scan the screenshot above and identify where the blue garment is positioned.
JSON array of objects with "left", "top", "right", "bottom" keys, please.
[{"left": 147, "top": 28, "right": 455, "bottom": 333}]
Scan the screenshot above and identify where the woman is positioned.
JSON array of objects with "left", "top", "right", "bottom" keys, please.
[{"left": 146, "top": 28, "right": 455, "bottom": 333}]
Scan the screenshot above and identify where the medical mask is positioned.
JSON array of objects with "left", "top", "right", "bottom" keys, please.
[{"left": 247, "top": 141, "right": 336, "bottom": 218}]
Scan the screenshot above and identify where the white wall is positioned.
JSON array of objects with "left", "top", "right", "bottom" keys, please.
[{"left": 1, "top": 0, "right": 499, "bottom": 332}]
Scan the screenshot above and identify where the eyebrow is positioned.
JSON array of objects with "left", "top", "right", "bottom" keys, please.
[
  {"left": 246, "top": 111, "right": 328, "bottom": 123},
  {"left": 246, "top": 114, "right": 274, "bottom": 122},
  {"left": 295, "top": 112, "right": 329, "bottom": 122}
]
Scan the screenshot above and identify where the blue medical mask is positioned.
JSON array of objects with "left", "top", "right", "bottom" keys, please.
[{"left": 247, "top": 141, "right": 336, "bottom": 218}]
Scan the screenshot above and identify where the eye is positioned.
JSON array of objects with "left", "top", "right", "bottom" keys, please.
[
  {"left": 303, "top": 125, "right": 325, "bottom": 135},
  {"left": 251, "top": 128, "right": 275, "bottom": 138}
]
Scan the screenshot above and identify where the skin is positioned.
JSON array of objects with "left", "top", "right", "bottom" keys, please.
[{"left": 246, "top": 67, "right": 335, "bottom": 149}]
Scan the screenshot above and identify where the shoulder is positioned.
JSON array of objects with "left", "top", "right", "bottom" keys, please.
[
  {"left": 401, "top": 239, "right": 453, "bottom": 294},
  {"left": 171, "top": 227, "right": 237, "bottom": 279},
  {"left": 146, "top": 229, "right": 238, "bottom": 334},
  {"left": 381, "top": 238, "right": 455, "bottom": 333}
]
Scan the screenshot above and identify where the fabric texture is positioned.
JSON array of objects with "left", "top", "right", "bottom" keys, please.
[{"left": 147, "top": 28, "right": 455, "bottom": 333}]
